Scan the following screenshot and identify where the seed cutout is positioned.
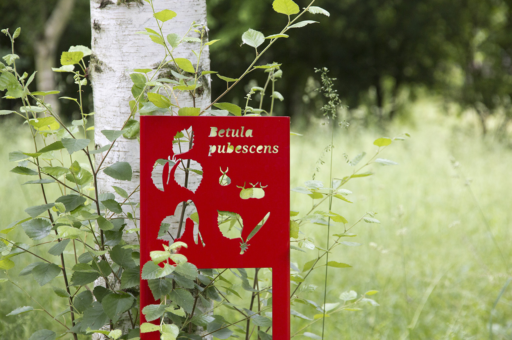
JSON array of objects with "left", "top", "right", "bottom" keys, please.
[
  {"left": 236, "top": 182, "right": 267, "bottom": 199},
  {"left": 217, "top": 211, "right": 270, "bottom": 254},
  {"left": 158, "top": 200, "right": 204, "bottom": 246},
  {"left": 219, "top": 167, "right": 231, "bottom": 186}
]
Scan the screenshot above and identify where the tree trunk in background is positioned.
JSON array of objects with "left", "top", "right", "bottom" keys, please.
[
  {"left": 89, "top": 0, "right": 210, "bottom": 337},
  {"left": 34, "top": 0, "right": 76, "bottom": 116}
]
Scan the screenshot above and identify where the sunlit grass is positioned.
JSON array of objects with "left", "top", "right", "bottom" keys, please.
[
  {"left": 290, "top": 100, "right": 512, "bottom": 339},
  {"left": 1, "top": 99, "right": 511, "bottom": 339}
]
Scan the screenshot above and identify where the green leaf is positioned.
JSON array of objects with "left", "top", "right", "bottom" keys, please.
[
  {"left": 308, "top": 6, "right": 330, "bottom": 16},
  {"left": 22, "top": 218, "right": 52, "bottom": 240},
  {"left": 120, "top": 266, "right": 140, "bottom": 289},
  {"left": 130, "top": 73, "right": 146, "bottom": 86},
  {"left": 41, "top": 166, "right": 69, "bottom": 177},
  {"left": 217, "top": 74, "right": 238, "bottom": 82},
  {"left": 112, "top": 186, "right": 129, "bottom": 199},
  {"left": 101, "top": 130, "right": 125, "bottom": 142},
  {"left": 104, "top": 162, "right": 132, "bottom": 181},
  {"left": 167, "top": 33, "right": 180, "bottom": 48},
  {"left": 178, "top": 107, "right": 200, "bottom": 116},
  {"left": 38, "top": 141, "right": 65, "bottom": 154},
  {"left": 205, "top": 39, "right": 220, "bottom": 46},
  {"left": 19, "top": 262, "right": 41, "bottom": 276},
  {"left": 363, "top": 217, "right": 381, "bottom": 224},
  {"left": 150, "top": 34, "right": 165, "bottom": 46},
  {"left": 68, "top": 45, "right": 92, "bottom": 57},
  {"left": 52, "top": 286, "right": 70, "bottom": 298},
  {"left": 61, "top": 138, "right": 90, "bottom": 154},
  {"left": 32, "top": 263, "right": 61, "bottom": 286},
  {"left": 11, "top": 166, "right": 38, "bottom": 176},
  {"left": 90, "top": 144, "right": 111, "bottom": 154},
  {"left": 52, "top": 65, "right": 75, "bottom": 73},
  {"left": 25, "top": 204, "right": 55, "bottom": 218},
  {"left": 266, "top": 34, "right": 289, "bottom": 39},
  {"left": 242, "top": 29, "right": 265, "bottom": 48},
  {"left": 350, "top": 172, "right": 373, "bottom": 178},
  {"left": 0, "top": 110, "right": 14, "bottom": 115},
  {"left": 272, "top": 91, "right": 284, "bottom": 101},
  {"left": 3, "top": 54, "right": 19, "bottom": 65},
  {"left": 303, "top": 332, "right": 322, "bottom": 339},
  {"left": 13, "top": 27, "right": 21, "bottom": 39},
  {"left": 251, "top": 315, "right": 272, "bottom": 327},
  {"left": 150, "top": 250, "right": 170, "bottom": 264},
  {"left": 60, "top": 51, "right": 83, "bottom": 65},
  {"left": 303, "top": 259, "right": 317, "bottom": 272},
  {"left": 56, "top": 195, "right": 86, "bottom": 212},
  {"left": 0, "top": 71, "right": 23, "bottom": 97},
  {"left": 31, "top": 90, "right": 60, "bottom": 96},
  {"left": 28, "top": 330, "right": 56, "bottom": 340},
  {"left": 74, "top": 291, "right": 93, "bottom": 313},
  {"left": 23, "top": 179, "right": 56, "bottom": 185},
  {"left": 111, "top": 245, "right": 136, "bottom": 269},
  {"left": 365, "top": 290, "right": 379, "bottom": 296},
  {"left": 70, "top": 270, "right": 100, "bottom": 286},
  {"left": 154, "top": 9, "right": 177, "bottom": 22},
  {"left": 140, "top": 323, "right": 160, "bottom": 333},
  {"left": 0, "top": 259, "right": 15, "bottom": 270},
  {"left": 174, "top": 262, "right": 198, "bottom": 280},
  {"left": 288, "top": 20, "right": 318, "bottom": 29},
  {"left": 213, "top": 102, "right": 241, "bottom": 116},
  {"left": 6, "top": 306, "right": 34, "bottom": 316},
  {"left": 48, "top": 239, "right": 70, "bottom": 256},
  {"left": 326, "top": 261, "right": 352, "bottom": 268},
  {"left": 97, "top": 216, "right": 114, "bottom": 231},
  {"left": 123, "top": 119, "right": 140, "bottom": 139},
  {"left": 102, "top": 199, "right": 123, "bottom": 214},
  {"left": 147, "top": 92, "right": 171, "bottom": 108},
  {"left": 170, "top": 289, "right": 195, "bottom": 313},
  {"left": 174, "top": 58, "right": 195, "bottom": 73},
  {"left": 290, "top": 220, "right": 299, "bottom": 239},
  {"left": 329, "top": 211, "right": 348, "bottom": 223},
  {"left": 142, "top": 304, "right": 166, "bottom": 322},
  {"left": 373, "top": 138, "right": 392, "bottom": 147},
  {"left": 161, "top": 324, "right": 179, "bottom": 339},
  {"left": 375, "top": 158, "right": 398, "bottom": 165},
  {"left": 141, "top": 261, "right": 174, "bottom": 280},
  {"left": 339, "top": 290, "right": 357, "bottom": 301},
  {"left": 148, "top": 278, "right": 173, "bottom": 300},
  {"left": 102, "top": 293, "right": 135, "bottom": 322},
  {"left": 81, "top": 302, "right": 109, "bottom": 332},
  {"left": 272, "top": 0, "right": 300, "bottom": 15}
]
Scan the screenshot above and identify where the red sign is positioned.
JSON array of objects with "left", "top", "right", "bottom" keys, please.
[{"left": 140, "top": 116, "right": 290, "bottom": 339}]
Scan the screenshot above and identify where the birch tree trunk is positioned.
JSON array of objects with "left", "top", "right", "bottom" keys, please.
[
  {"left": 35, "top": 0, "right": 76, "bottom": 116},
  {"left": 89, "top": 0, "right": 210, "bottom": 338}
]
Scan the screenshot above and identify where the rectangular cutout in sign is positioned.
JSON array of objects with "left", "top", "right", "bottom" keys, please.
[{"left": 140, "top": 116, "right": 290, "bottom": 339}]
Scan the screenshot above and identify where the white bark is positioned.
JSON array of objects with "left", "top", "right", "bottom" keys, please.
[
  {"left": 90, "top": 0, "right": 210, "bottom": 232},
  {"left": 89, "top": 0, "right": 210, "bottom": 338},
  {"left": 35, "top": 0, "right": 76, "bottom": 115}
]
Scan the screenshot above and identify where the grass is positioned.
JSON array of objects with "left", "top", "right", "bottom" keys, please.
[
  {"left": 290, "top": 100, "right": 512, "bottom": 339},
  {"left": 1, "top": 99, "right": 511, "bottom": 339}
]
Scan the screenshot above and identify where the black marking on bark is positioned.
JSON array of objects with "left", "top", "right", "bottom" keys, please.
[
  {"left": 99, "top": 0, "right": 114, "bottom": 9},
  {"left": 90, "top": 55, "right": 104, "bottom": 74},
  {"left": 117, "top": 0, "right": 144, "bottom": 5},
  {"left": 93, "top": 20, "right": 102, "bottom": 33}
]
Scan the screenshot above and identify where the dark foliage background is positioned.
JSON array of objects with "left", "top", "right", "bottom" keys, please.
[{"left": 1, "top": 0, "right": 512, "bottom": 132}]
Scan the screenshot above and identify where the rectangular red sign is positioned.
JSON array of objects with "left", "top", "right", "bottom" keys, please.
[{"left": 140, "top": 116, "right": 290, "bottom": 339}]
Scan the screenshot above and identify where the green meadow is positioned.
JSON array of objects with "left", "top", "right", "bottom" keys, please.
[{"left": 1, "top": 99, "right": 511, "bottom": 339}]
